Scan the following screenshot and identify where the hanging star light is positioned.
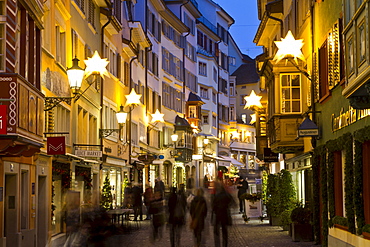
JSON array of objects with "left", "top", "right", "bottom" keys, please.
[
  {"left": 250, "top": 114, "right": 257, "bottom": 124},
  {"left": 125, "top": 88, "right": 142, "bottom": 106},
  {"left": 244, "top": 90, "right": 262, "bottom": 109},
  {"left": 84, "top": 51, "right": 110, "bottom": 78},
  {"left": 273, "top": 30, "right": 305, "bottom": 64},
  {"left": 151, "top": 109, "right": 165, "bottom": 123}
]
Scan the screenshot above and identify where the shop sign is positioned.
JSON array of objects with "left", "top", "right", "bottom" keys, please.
[
  {"left": 74, "top": 150, "right": 102, "bottom": 157},
  {"left": 263, "top": 148, "right": 278, "bottom": 162},
  {"left": 298, "top": 118, "right": 319, "bottom": 137},
  {"left": 47, "top": 136, "right": 66, "bottom": 155},
  {"left": 331, "top": 107, "right": 370, "bottom": 132},
  {"left": 0, "top": 105, "right": 7, "bottom": 134}
]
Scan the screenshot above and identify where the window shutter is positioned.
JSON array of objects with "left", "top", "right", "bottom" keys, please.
[{"left": 318, "top": 40, "right": 328, "bottom": 99}]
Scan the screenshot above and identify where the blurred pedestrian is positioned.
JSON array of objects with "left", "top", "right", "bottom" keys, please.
[
  {"left": 203, "top": 175, "right": 209, "bottom": 188},
  {"left": 190, "top": 188, "right": 208, "bottom": 247},
  {"left": 237, "top": 176, "right": 249, "bottom": 213},
  {"left": 154, "top": 177, "right": 165, "bottom": 198},
  {"left": 150, "top": 190, "right": 165, "bottom": 241},
  {"left": 132, "top": 183, "right": 143, "bottom": 221},
  {"left": 212, "top": 182, "right": 233, "bottom": 247},
  {"left": 168, "top": 186, "right": 187, "bottom": 247},
  {"left": 144, "top": 185, "right": 154, "bottom": 220},
  {"left": 124, "top": 183, "right": 133, "bottom": 208}
]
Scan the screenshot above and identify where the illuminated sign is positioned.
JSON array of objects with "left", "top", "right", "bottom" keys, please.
[{"left": 331, "top": 107, "right": 370, "bottom": 132}]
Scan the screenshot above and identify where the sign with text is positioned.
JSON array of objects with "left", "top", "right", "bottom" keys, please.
[
  {"left": 74, "top": 149, "right": 102, "bottom": 158},
  {"left": 47, "top": 136, "right": 66, "bottom": 155},
  {"left": 0, "top": 105, "right": 7, "bottom": 134},
  {"left": 263, "top": 148, "right": 278, "bottom": 162}
]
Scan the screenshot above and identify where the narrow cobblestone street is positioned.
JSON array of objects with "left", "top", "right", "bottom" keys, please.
[{"left": 53, "top": 187, "right": 320, "bottom": 247}]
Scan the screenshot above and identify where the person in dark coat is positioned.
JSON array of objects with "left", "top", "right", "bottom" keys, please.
[
  {"left": 168, "top": 186, "right": 186, "bottom": 247},
  {"left": 132, "top": 183, "right": 143, "bottom": 221},
  {"left": 237, "top": 176, "right": 249, "bottom": 213},
  {"left": 143, "top": 185, "right": 154, "bottom": 220},
  {"left": 154, "top": 178, "right": 165, "bottom": 198},
  {"left": 212, "top": 182, "right": 233, "bottom": 247},
  {"left": 190, "top": 188, "right": 208, "bottom": 247},
  {"left": 150, "top": 190, "right": 165, "bottom": 242}
]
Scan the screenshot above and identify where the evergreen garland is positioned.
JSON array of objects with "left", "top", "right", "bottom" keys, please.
[
  {"left": 342, "top": 133, "right": 355, "bottom": 234},
  {"left": 320, "top": 147, "right": 328, "bottom": 247},
  {"left": 354, "top": 140, "right": 365, "bottom": 234},
  {"left": 100, "top": 175, "right": 113, "bottom": 211},
  {"left": 312, "top": 145, "right": 325, "bottom": 245},
  {"left": 353, "top": 125, "right": 370, "bottom": 235},
  {"left": 326, "top": 140, "right": 335, "bottom": 227}
]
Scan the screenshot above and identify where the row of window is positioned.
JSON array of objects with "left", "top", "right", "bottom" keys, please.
[
  {"left": 162, "top": 81, "right": 184, "bottom": 113},
  {"left": 162, "top": 47, "right": 184, "bottom": 81}
]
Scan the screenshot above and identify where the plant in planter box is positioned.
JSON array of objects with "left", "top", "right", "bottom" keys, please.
[
  {"left": 266, "top": 170, "right": 296, "bottom": 226},
  {"left": 332, "top": 215, "right": 348, "bottom": 229},
  {"left": 290, "top": 203, "right": 313, "bottom": 242},
  {"left": 280, "top": 209, "right": 292, "bottom": 231},
  {"left": 362, "top": 224, "right": 370, "bottom": 240}
]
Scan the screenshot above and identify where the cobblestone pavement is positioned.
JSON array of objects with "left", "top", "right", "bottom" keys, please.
[{"left": 53, "top": 187, "right": 320, "bottom": 247}]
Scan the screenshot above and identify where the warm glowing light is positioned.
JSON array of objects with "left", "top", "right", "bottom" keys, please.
[
  {"left": 116, "top": 105, "right": 128, "bottom": 124},
  {"left": 125, "top": 88, "right": 142, "bottom": 106},
  {"left": 171, "top": 134, "right": 178, "bottom": 142},
  {"left": 151, "top": 109, "right": 164, "bottom": 123},
  {"left": 244, "top": 90, "right": 262, "bottom": 109},
  {"left": 250, "top": 114, "right": 256, "bottom": 124},
  {"left": 203, "top": 138, "right": 209, "bottom": 145},
  {"left": 84, "top": 51, "right": 110, "bottom": 78},
  {"left": 230, "top": 130, "right": 239, "bottom": 139},
  {"left": 273, "top": 30, "right": 305, "bottom": 64}
]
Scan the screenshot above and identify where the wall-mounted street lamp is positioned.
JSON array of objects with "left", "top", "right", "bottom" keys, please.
[
  {"left": 44, "top": 51, "right": 109, "bottom": 111},
  {"left": 99, "top": 105, "right": 127, "bottom": 138}
]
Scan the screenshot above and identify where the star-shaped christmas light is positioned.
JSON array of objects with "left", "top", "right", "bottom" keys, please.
[
  {"left": 84, "top": 51, "right": 110, "bottom": 78},
  {"left": 151, "top": 109, "right": 165, "bottom": 123},
  {"left": 125, "top": 88, "right": 142, "bottom": 106},
  {"left": 273, "top": 30, "right": 305, "bottom": 64},
  {"left": 250, "top": 114, "right": 257, "bottom": 124},
  {"left": 244, "top": 90, "right": 262, "bottom": 109}
]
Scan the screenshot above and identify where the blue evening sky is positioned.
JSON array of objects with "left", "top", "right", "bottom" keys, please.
[{"left": 214, "top": 0, "right": 263, "bottom": 59}]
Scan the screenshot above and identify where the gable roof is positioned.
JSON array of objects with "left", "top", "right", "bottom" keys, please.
[{"left": 231, "top": 60, "right": 259, "bottom": 85}]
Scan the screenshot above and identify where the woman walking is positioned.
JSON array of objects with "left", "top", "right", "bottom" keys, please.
[{"left": 189, "top": 188, "right": 208, "bottom": 247}]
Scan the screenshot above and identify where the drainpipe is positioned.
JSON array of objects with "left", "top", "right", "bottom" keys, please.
[
  {"left": 310, "top": 2, "right": 316, "bottom": 149},
  {"left": 266, "top": 11, "right": 283, "bottom": 37},
  {"left": 100, "top": 7, "right": 112, "bottom": 162}
]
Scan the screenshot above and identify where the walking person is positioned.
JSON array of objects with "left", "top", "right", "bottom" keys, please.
[
  {"left": 237, "top": 176, "right": 249, "bottom": 213},
  {"left": 212, "top": 182, "right": 233, "bottom": 247},
  {"left": 132, "top": 183, "right": 143, "bottom": 221},
  {"left": 150, "top": 190, "right": 165, "bottom": 242},
  {"left": 143, "top": 185, "right": 154, "bottom": 220},
  {"left": 189, "top": 188, "right": 208, "bottom": 247},
  {"left": 168, "top": 186, "right": 186, "bottom": 247},
  {"left": 154, "top": 177, "right": 165, "bottom": 199}
]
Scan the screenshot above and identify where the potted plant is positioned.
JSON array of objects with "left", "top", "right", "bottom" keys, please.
[
  {"left": 332, "top": 216, "right": 348, "bottom": 231},
  {"left": 280, "top": 209, "right": 292, "bottom": 232},
  {"left": 362, "top": 224, "right": 370, "bottom": 240},
  {"left": 266, "top": 170, "right": 296, "bottom": 226},
  {"left": 290, "top": 203, "right": 313, "bottom": 242}
]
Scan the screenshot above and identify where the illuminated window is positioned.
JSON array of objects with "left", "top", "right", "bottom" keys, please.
[{"left": 280, "top": 74, "right": 301, "bottom": 113}]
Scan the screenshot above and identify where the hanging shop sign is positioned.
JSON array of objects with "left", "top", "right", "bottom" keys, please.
[
  {"left": 263, "top": 148, "right": 278, "bottom": 162},
  {"left": 298, "top": 118, "right": 319, "bottom": 137},
  {"left": 74, "top": 149, "right": 102, "bottom": 158},
  {"left": 47, "top": 136, "right": 66, "bottom": 155}
]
